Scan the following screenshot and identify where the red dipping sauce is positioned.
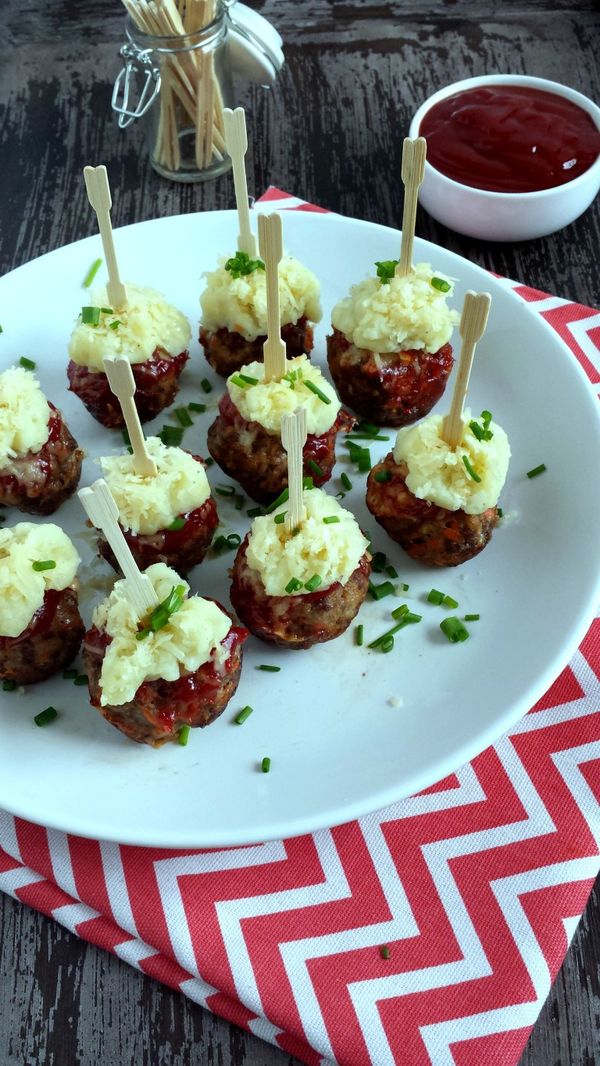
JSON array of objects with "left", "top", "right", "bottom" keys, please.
[{"left": 420, "top": 85, "right": 600, "bottom": 193}]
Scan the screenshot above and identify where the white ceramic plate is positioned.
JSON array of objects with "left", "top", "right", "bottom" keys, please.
[{"left": 1, "top": 209, "right": 599, "bottom": 847}]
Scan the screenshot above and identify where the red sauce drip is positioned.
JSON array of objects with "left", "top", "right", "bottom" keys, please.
[
  {"left": 0, "top": 588, "right": 63, "bottom": 647},
  {"left": 420, "top": 86, "right": 600, "bottom": 193}
]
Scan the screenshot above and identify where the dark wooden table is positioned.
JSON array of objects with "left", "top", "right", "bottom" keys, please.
[{"left": 1, "top": 2, "right": 599, "bottom": 1063}]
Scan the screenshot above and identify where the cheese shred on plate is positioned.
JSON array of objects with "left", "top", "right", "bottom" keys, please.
[
  {"left": 99, "top": 438, "right": 211, "bottom": 535},
  {"left": 200, "top": 255, "right": 322, "bottom": 341},
  {"left": 93, "top": 563, "right": 231, "bottom": 707},
  {"left": 246, "top": 487, "right": 368, "bottom": 596},
  {"left": 393, "top": 410, "right": 511, "bottom": 514},
  {"left": 331, "top": 262, "right": 458, "bottom": 354},
  {"left": 0, "top": 367, "right": 51, "bottom": 469},
  {"left": 227, "top": 355, "right": 340, "bottom": 437},
  {"left": 68, "top": 282, "right": 191, "bottom": 372},
  {"left": 0, "top": 523, "right": 80, "bottom": 639}
]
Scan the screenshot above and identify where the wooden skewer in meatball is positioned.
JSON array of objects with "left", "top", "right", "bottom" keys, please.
[
  {"left": 0, "top": 366, "right": 82, "bottom": 515},
  {"left": 0, "top": 522, "right": 84, "bottom": 685}
]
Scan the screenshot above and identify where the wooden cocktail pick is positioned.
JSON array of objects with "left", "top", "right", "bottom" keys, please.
[
  {"left": 397, "top": 137, "right": 427, "bottom": 278},
  {"left": 223, "top": 107, "right": 258, "bottom": 258},
  {"left": 442, "top": 291, "right": 492, "bottom": 448},
  {"left": 83, "top": 165, "right": 128, "bottom": 310},
  {"left": 280, "top": 407, "right": 307, "bottom": 533},
  {"left": 258, "top": 212, "right": 286, "bottom": 382},
  {"left": 103, "top": 356, "right": 158, "bottom": 477},
  {"left": 78, "top": 479, "right": 159, "bottom": 615}
]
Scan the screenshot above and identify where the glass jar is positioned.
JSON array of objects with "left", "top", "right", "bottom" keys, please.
[{"left": 112, "top": 1, "right": 234, "bottom": 183}]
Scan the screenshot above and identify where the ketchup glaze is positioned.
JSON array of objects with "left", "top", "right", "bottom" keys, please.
[{"left": 420, "top": 86, "right": 600, "bottom": 193}]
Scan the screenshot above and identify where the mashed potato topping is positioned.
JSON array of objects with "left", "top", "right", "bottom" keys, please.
[
  {"left": 99, "top": 438, "right": 211, "bottom": 535},
  {"left": 0, "top": 523, "right": 80, "bottom": 638},
  {"left": 200, "top": 255, "right": 322, "bottom": 341},
  {"left": 227, "top": 355, "right": 340, "bottom": 436},
  {"left": 393, "top": 410, "right": 510, "bottom": 514},
  {"left": 68, "top": 283, "right": 191, "bottom": 372},
  {"left": 93, "top": 563, "right": 231, "bottom": 707},
  {"left": 331, "top": 262, "right": 458, "bottom": 354},
  {"left": 0, "top": 367, "right": 51, "bottom": 468},
  {"left": 246, "top": 487, "right": 368, "bottom": 596}
]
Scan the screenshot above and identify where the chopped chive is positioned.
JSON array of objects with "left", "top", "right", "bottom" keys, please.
[
  {"left": 303, "top": 476, "right": 315, "bottom": 490},
  {"left": 368, "top": 580, "right": 395, "bottom": 601},
  {"left": 261, "top": 756, "right": 271, "bottom": 773},
  {"left": 247, "top": 506, "right": 263, "bottom": 518},
  {"left": 2, "top": 680, "right": 17, "bottom": 691},
  {"left": 109, "top": 320, "right": 121, "bottom": 331},
  {"left": 375, "top": 260, "right": 398, "bottom": 284},
  {"left": 341, "top": 472, "right": 352, "bottom": 491},
  {"left": 81, "top": 305, "right": 101, "bottom": 326},
  {"left": 465, "top": 614, "right": 480, "bottom": 621},
  {"left": 82, "top": 257, "right": 102, "bottom": 288},
  {"left": 303, "top": 380, "right": 331, "bottom": 405},
  {"left": 304, "top": 574, "right": 322, "bottom": 593},
  {"left": 62, "top": 669, "right": 78, "bottom": 679},
  {"left": 235, "top": 705, "right": 253, "bottom": 725},
  {"left": 427, "top": 589, "right": 444, "bottom": 605},
  {"left": 356, "top": 420, "right": 381, "bottom": 437},
  {"left": 74, "top": 675, "right": 88, "bottom": 686},
  {"left": 404, "top": 612, "right": 422, "bottom": 624},
  {"left": 226, "top": 533, "right": 241, "bottom": 548},
  {"left": 355, "top": 624, "right": 364, "bottom": 646},
  {"left": 188, "top": 402, "right": 206, "bottom": 413},
  {"left": 323, "top": 516, "right": 340, "bottom": 524},
  {"left": 368, "top": 612, "right": 421, "bottom": 650},
  {"left": 399, "top": 582, "right": 410, "bottom": 592},
  {"left": 19, "top": 356, "right": 36, "bottom": 370},
  {"left": 336, "top": 491, "right": 346, "bottom": 499},
  {"left": 34, "top": 706, "right": 58, "bottom": 726},
  {"left": 380, "top": 945, "right": 391, "bottom": 960},
  {"left": 234, "top": 494, "right": 245, "bottom": 511},
  {"left": 100, "top": 307, "right": 113, "bottom": 314},
  {"left": 372, "top": 552, "right": 387, "bottom": 573},
  {"left": 159, "top": 425, "right": 184, "bottom": 447},
  {"left": 274, "top": 512, "right": 287, "bottom": 524},
  {"left": 0, "top": 325, "right": 3, "bottom": 334},
  {"left": 122, "top": 428, "right": 131, "bottom": 446},
  {"left": 174, "top": 406, "right": 193, "bottom": 427},
  {"left": 178, "top": 724, "right": 191, "bottom": 746},
  {"left": 497, "top": 507, "right": 503, "bottom": 518},
  {"left": 481, "top": 410, "right": 493, "bottom": 428},
  {"left": 266, "top": 487, "right": 289, "bottom": 514},
  {"left": 442, "top": 595, "right": 459, "bottom": 609},
  {"left": 385, "top": 565, "right": 398, "bottom": 579},
  {"left": 527, "top": 463, "right": 547, "bottom": 479},
  {"left": 285, "top": 577, "right": 303, "bottom": 594},
  {"left": 345, "top": 434, "right": 389, "bottom": 442},
  {"left": 431, "top": 276, "right": 451, "bottom": 293},
  {"left": 462, "top": 455, "right": 481, "bottom": 483},
  {"left": 205, "top": 457, "right": 214, "bottom": 467},
  {"left": 381, "top": 634, "right": 394, "bottom": 653},
  {"left": 374, "top": 468, "right": 392, "bottom": 483},
  {"left": 167, "top": 517, "right": 186, "bottom": 531},
  {"left": 215, "top": 484, "right": 235, "bottom": 497},
  {"left": 201, "top": 378, "right": 213, "bottom": 393},
  {"left": 136, "top": 628, "right": 150, "bottom": 641},
  {"left": 238, "top": 372, "right": 259, "bottom": 385},
  {"left": 32, "top": 560, "right": 56, "bottom": 572},
  {"left": 308, "top": 459, "right": 324, "bottom": 478},
  {"left": 358, "top": 449, "right": 372, "bottom": 472},
  {"left": 257, "top": 665, "right": 280, "bottom": 672},
  {"left": 230, "top": 373, "right": 251, "bottom": 389},
  {"left": 391, "top": 604, "right": 409, "bottom": 620},
  {"left": 440, "top": 617, "right": 470, "bottom": 643},
  {"left": 224, "top": 251, "right": 265, "bottom": 279}
]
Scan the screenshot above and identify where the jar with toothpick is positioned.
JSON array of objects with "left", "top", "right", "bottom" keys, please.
[{"left": 113, "top": 0, "right": 234, "bottom": 182}]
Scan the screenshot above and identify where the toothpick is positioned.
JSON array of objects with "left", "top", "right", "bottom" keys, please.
[
  {"left": 83, "top": 165, "right": 127, "bottom": 310},
  {"left": 103, "top": 357, "right": 158, "bottom": 477},
  {"left": 258, "top": 213, "right": 286, "bottom": 382},
  {"left": 223, "top": 107, "right": 257, "bottom": 257},
  {"left": 397, "top": 137, "right": 427, "bottom": 278},
  {"left": 281, "top": 408, "right": 307, "bottom": 533},
  {"left": 78, "top": 480, "right": 159, "bottom": 615},
  {"left": 442, "top": 291, "right": 492, "bottom": 449}
]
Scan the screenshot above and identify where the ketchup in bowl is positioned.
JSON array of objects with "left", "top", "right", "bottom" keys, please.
[{"left": 420, "top": 85, "right": 600, "bottom": 193}]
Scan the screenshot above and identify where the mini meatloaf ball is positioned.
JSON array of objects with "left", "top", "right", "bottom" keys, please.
[
  {"left": 207, "top": 355, "right": 354, "bottom": 503},
  {"left": 96, "top": 437, "right": 218, "bottom": 574},
  {"left": 199, "top": 250, "right": 321, "bottom": 376},
  {"left": 0, "top": 366, "right": 83, "bottom": 515},
  {"left": 83, "top": 563, "right": 248, "bottom": 747},
  {"left": 366, "top": 409, "right": 511, "bottom": 566},
  {"left": 0, "top": 523, "right": 84, "bottom": 684},
  {"left": 327, "top": 262, "right": 459, "bottom": 426},
  {"left": 230, "top": 485, "right": 370, "bottom": 648},
  {"left": 68, "top": 283, "right": 191, "bottom": 427}
]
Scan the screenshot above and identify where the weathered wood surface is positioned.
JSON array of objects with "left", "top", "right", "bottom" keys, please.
[{"left": 1, "top": 1, "right": 599, "bottom": 1063}]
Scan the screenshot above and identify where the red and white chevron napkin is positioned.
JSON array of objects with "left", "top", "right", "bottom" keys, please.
[{"left": 1, "top": 189, "right": 599, "bottom": 1066}]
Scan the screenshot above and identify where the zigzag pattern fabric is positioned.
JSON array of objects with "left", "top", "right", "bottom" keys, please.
[{"left": 1, "top": 190, "right": 599, "bottom": 1066}]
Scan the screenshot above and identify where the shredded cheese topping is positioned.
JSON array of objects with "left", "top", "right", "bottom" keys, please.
[
  {"left": 331, "top": 262, "right": 458, "bottom": 354},
  {"left": 0, "top": 523, "right": 80, "bottom": 638},
  {"left": 93, "top": 563, "right": 231, "bottom": 707},
  {"left": 246, "top": 487, "right": 368, "bottom": 596},
  {"left": 0, "top": 367, "right": 51, "bottom": 469},
  {"left": 393, "top": 410, "right": 511, "bottom": 514},
  {"left": 200, "top": 255, "right": 322, "bottom": 341},
  {"left": 227, "top": 355, "right": 340, "bottom": 436},
  {"left": 99, "top": 438, "right": 211, "bottom": 535},
  {"left": 68, "top": 282, "right": 191, "bottom": 372}
]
